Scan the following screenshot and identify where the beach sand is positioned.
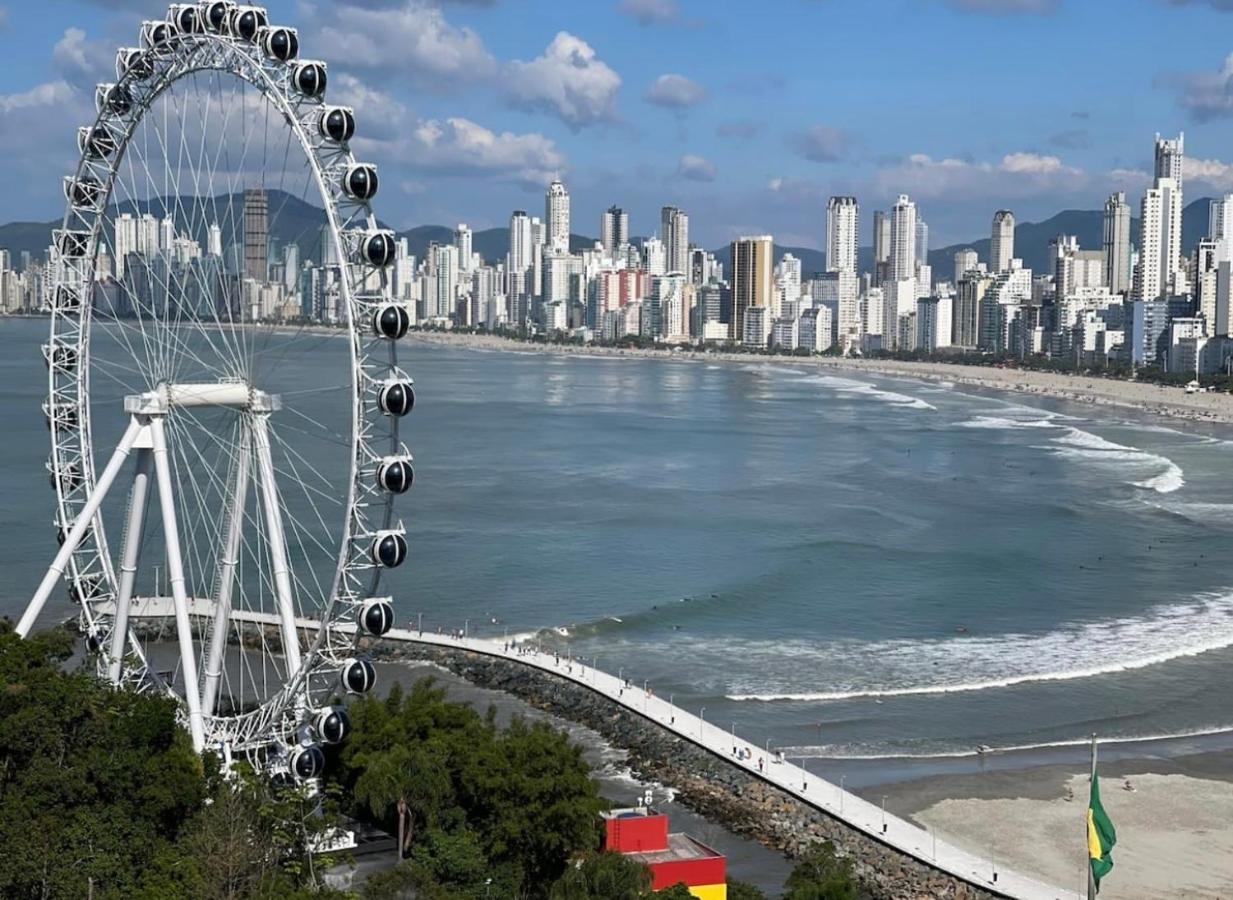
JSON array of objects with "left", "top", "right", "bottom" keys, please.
[
  {"left": 877, "top": 753, "right": 1233, "bottom": 899},
  {"left": 406, "top": 330, "right": 1233, "bottom": 425}
]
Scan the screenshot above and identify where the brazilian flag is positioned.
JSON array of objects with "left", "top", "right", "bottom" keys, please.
[{"left": 1087, "top": 772, "right": 1117, "bottom": 889}]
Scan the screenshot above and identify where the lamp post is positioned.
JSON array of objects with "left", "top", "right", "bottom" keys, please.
[
  {"left": 464, "top": 618, "right": 469, "bottom": 638},
  {"left": 416, "top": 611, "right": 422, "bottom": 634},
  {"left": 699, "top": 706, "right": 706, "bottom": 738},
  {"left": 881, "top": 795, "right": 887, "bottom": 834}
]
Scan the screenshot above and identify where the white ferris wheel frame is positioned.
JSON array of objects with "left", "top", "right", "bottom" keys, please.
[{"left": 18, "top": 4, "right": 410, "bottom": 762}]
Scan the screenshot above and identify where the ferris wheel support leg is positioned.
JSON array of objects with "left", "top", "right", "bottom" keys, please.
[
  {"left": 202, "top": 424, "right": 252, "bottom": 718},
  {"left": 149, "top": 416, "right": 206, "bottom": 754},
  {"left": 107, "top": 447, "right": 153, "bottom": 685},
  {"left": 251, "top": 413, "right": 305, "bottom": 682},
  {"left": 17, "top": 416, "right": 143, "bottom": 639}
]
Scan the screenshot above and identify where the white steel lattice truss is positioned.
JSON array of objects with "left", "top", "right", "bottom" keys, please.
[{"left": 19, "top": 2, "right": 413, "bottom": 773}]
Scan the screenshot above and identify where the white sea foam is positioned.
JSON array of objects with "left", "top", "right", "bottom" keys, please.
[
  {"left": 1038, "top": 427, "right": 1186, "bottom": 494},
  {"left": 779, "top": 726, "right": 1233, "bottom": 760},
  {"left": 722, "top": 589, "right": 1233, "bottom": 702},
  {"left": 801, "top": 374, "right": 937, "bottom": 411},
  {"left": 958, "top": 415, "right": 1061, "bottom": 431}
]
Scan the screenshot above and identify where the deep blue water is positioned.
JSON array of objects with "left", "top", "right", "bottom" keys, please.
[{"left": 7, "top": 316, "right": 1233, "bottom": 774}]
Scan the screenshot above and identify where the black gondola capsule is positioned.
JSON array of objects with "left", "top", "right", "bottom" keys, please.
[
  {"left": 319, "top": 107, "right": 355, "bottom": 143},
  {"left": 230, "top": 6, "right": 266, "bottom": 41},
  {"left": 372, "top": 304, "right": 409, "bottom": 339},
  {"left": 118, "top": 48, "right": 154, "bottom": 81},
  {"left": 291, "top": 744, "right": 325, "bottom": 779},
  {"left": 292, "top": 62, "right": 327, "bottom": 98},
  {"left": 344, "top": 164, "right": 378, "bottom": 201},
  {"left": 314, "top": 707, "right": 351, "bottom": 745},
  {"left": 341, "top": 658, "right": 377, "bottom": 694},
  {"left": 377, "top": 380, "right": 415, "bottom": 417},
  {"left": 358, "top": 599, "right": 395, "bottom": 636},
  {"left": 376, "top": 457, "right": 414, "bottom": 494},
  {"left": 371, "top": 531, "right": 407, "bottom": 568},
  {"left": 203, "top": 1, "right": 233, "bottom": 32},
  {"left": 263, "top": 27, "right": 299, "bottom": 62},
  {"left": 360, "top": 232, "right": 396, "bottom": 267},
  {"left": 171, "top": 5, "right": 202, "bottom": 34}
]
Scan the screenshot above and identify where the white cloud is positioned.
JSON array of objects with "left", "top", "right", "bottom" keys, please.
[
  {"left": 404, "top": 118, "right": 565, "bottom": 185},
  {"left": 51, "top": 28, "right": 114, "bottom": 89},
  {"left": 303, "top": 1, "right": 496, "bottom": 87},
  {"left": 1186, "top": 157, "right": 1233, "bottom": 190},
  {"left": 645, "top": 73, "right": 707, "bottom": 109},
  {"left": 1162, "top": 53, "right": 1233, "bottom": 121},
  {"left": 999, "top": 151, "right": 1077, "bottom": 174},
  {"left": 874, "top": 152, "right": 1084, "bottom": 199},
  {"left": 677, "top": 154, "right": 716, "bottom": 182},
  {"left": 0, "top": 80, "right": 76, "bottom": 115},
  {"left": 618, "top": 0, "right": 679, "bottom": 24},
  {"left": 504, "top": 32, "right": 621, "bottom": 128}
]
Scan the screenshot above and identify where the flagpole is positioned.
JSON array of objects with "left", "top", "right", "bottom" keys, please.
[{"left": 1087, "top": 733, "right": 1098, "bottom": 900}]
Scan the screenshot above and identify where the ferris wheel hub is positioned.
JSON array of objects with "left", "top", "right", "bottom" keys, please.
[{"left": 124, "top": 383, "right": 281, "bottom": 414}]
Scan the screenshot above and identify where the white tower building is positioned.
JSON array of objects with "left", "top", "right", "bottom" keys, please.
[
  {"left": 545, "top": 180, "right": 570, "bottom": 254},
  {"left": 1210, "top": 194, "right": 1233, "bottom": 241},
  {"left": 991, "top": 210, "right": 1015, "bottom": 274},
  {"left": 826, "top": 196, "right": 859, "bottom": 273},
  {"left": 601, "top": 206, "right": 629, "bottom": 258},
  {"left": 1103, "top": 193, "right": 1132, "bottom": 295},
  {"left": 661, "top": 206, "right": 689, "bottom": 275},
  {"left": 954, "top": 248, "right": 979, "bottom": 286}
]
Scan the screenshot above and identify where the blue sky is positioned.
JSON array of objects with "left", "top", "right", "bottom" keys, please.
[{"left": 5, "top": 0, "right": 1233, "bottom": 248}]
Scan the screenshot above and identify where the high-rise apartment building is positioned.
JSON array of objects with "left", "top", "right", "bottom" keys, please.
[
  {"left": 507, "top": 210, "right": 534, "bottom": 324},
  {"left": 889, "top": 196, "right": 916, "bottom": 283},
  {"left": 661, "top": 206, "right": 689, "bottom": 275},
  {"left": 545, "top": 181, "right": 570, "bottom": 254},
  {"left": 1102, "top": 193, "right": 1132, "bottom": 295},
  {"left": 825, "top": 196, "right": 858, "bottom": 273},
  {"left": 455, "top": 224, "right": 473, "bottom": 272},
  {"left": 954, "top": 248, "right": 979, "bottom": 286},
  {"left": 990, "top": 210, "right": 1015, "bottom": 274},
  {"left": 243, "top": 188, "right": 269, "bottom": 282},
  {"left": 915, "top": 218, "right": 929, "bottom": 266},
  {"left": 207, "top": 223, "right": 223, "bottom": 257},
  {"left": 872, "top": 210, "right": 890, "bottom": 286},
  {"left": 1135, "top": 179, "right": 1181, "bottom": 302},
  {"left": 731, "top": 235, "right": 774, "bottom": 344},
  {"left": 1210, "top": 195, "right": 1233, "bottom": 242},
  {"left": 1154, "top": 132, "right": 1184, "bottom": 186},
  {"left": 601, "top": 206, "right": 628, "bottom": 257}
]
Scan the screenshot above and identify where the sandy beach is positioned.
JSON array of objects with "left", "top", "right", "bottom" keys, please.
[
  {"left": 406, "top": 330, "right": 1233, "bottom": 425},
  {"left": 879, "top": 751, "right": 1233, "bottom": 900}
]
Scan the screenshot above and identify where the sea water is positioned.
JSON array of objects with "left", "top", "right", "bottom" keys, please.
[{"left": 6, "top": 317, "right": 1233, "bottom": 782}]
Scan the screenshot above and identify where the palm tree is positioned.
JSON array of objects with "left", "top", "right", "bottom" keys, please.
[{"left": 352, "top": 743, "right": 451, "bottom": 858}]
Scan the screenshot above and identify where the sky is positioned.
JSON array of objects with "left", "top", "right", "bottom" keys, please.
[{"left": 5, "top": 0, "right": 1233, "bottom": 249}]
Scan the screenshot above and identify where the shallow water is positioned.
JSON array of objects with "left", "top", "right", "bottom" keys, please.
[{"left": 7, "top": 317, "right": 1233, "bottom": 777}]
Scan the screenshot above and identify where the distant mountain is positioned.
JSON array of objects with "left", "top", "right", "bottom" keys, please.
[
  {"left": 0, "top": 195, "right": 1219, "bottom": 282},
  {"left": 926, "top": 198, "right": 1212, "bottom": 279}
]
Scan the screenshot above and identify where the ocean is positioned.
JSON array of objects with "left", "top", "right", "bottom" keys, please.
[{"left": 7, "top": 316, "right": 1233, "bottom": 786}]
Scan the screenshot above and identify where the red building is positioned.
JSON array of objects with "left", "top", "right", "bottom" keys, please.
[{"left": 600, "top": 807, "right": 726, "bottom": 899}]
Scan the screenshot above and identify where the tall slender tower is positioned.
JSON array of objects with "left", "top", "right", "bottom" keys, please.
[
  {"left": 508, "top": 210, "right": 534, "bottom": 323},
  {"left": 601, "top": 206, "right": 628, "bottom": 257},
  {"left": 888, "top": 195, "right": 916, "bottom": 283},
  {"left": 914, "top": 218, "right": 929, "bottom": 266},
  {"left": 990, "top": 210, "right": 1015, "bottom": 274},
  {"left": 661, "top": 206, "right": 689, "bottom": 275},
  {"left": 825, "top": 196, "right": 858, "bottom": 273},
  {"left": 1154, "top": 132, "right": 1184, "bottom": 285},
  {"left": 1209, "top": 194, "right": 1233, "bottom": 241},
  {"left": 455, "top": 224, "right": 473, "bottom": 272},
  {"left": 545, "top": 180, "right": 570, "bottom": 253},
  {"left": 730, "top": 235, "right": 774, "bottom": 343},
  {"left": 1102, "top": 193, "right": 1132, "bottom": 295},
  {"left": 243, "top": 188, "right": 269, "bottom": 282}
]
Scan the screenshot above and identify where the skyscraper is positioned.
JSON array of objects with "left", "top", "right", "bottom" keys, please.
[
  {"left": 545, "top": 180, "right": 570, "bottom": 254},
  {"left": 1153, "top": 133, "right": 1184, "bottom": 282},
  {"left": 661, "top": 206, "right": 689, "bottom": 275},
  {"left": 601, "top": 206, "right": 628, "bottom": 257},
  {"left": 207, "top": 223, "right": 223, "bottom": 257},
  {"left": 914, "top": 218, "right": 929, "bottom": 266},
  {"left": 1209, "top": 194, "right": 1233, "bottom": 241},
  {"left": 825, "top": 196, "right": 858, "bottom": 273},
  {"left": 455, "top": 224, "right": 473, "bottom": 272},
  {"left": 1102, "top": 193, "right": 1132, "bottom": 295},
  {"left": 1135, "top": 179, "right": 1181, "bottom": 302},
  {"left": 954, "top": 248, "right": 978, "bottom": 287},
  {"left": 888, "top": 195, "right": 916, "bottom": 283},
  {"left": 730, "top": 235, "right": 774, "bottom": 344},
  {"left": 508, "top": 210, "right": 534, "bottom": 324},
  {"left": 990, "top": 210, "right": 1014, "bottom": 274},
  {"left": 243, "top": 188, "right": 269, "bottom": 282},
  {"left": 1154, "top": 132, "right": 1184, "bottom": 186},
  {"left": 872, "top": 210, "right": 890, "bottom": 286}
]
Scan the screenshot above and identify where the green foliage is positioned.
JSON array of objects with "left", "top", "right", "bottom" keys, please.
[
  {"left": 782, "top": 841, "right": 861, "bottom": 900},
  {"left": 547, "top": 852, "right": 652, "bottom": 900},
  {"left": 655, "top": 885, "right": 696, "bottom": 899},
  {"left": 339, "top": 677, "right": 605, "bottom": 896},
  {"left": 727, "top": 878, "right": 768, "bottom": 900},
  {"left": 0, "top": 625, "right": 349, "bottom": 900}
]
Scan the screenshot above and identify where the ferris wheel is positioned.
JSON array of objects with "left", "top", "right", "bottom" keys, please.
[{"left": 16, "top": 2, "right": 417, "bottom": 778}]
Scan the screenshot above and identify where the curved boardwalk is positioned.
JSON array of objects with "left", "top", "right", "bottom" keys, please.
[{"left": 364, "top": 625, "right": 1075, "bottom": 900}]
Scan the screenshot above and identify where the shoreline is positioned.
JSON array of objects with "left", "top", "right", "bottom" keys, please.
[{"left": 406, "top": 329, "right": 1233, "bottom": 426}]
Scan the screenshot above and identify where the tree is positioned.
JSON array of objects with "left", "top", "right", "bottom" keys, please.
[
  {"left": 353, "top": 742, "right": 452, "bottom": 857},
  {"left": 656, "top": 885, "right": 696, "bottom": 899},
  {"left": 727, "top": 878, "right": 768, "bottom": 900},
  {"left": 782, "top": 841, "right": 861, "bottom": 900},
  {"left": 548, "top": 852, "right": 651, "bottom": 900}
]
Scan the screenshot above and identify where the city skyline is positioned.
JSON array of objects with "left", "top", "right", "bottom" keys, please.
[{"left": 10, "top": 1, "right": 1233, "bottom": 246}]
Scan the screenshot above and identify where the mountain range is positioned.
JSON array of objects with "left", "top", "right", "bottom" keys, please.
[{"left": 0, "top": 191, "right": 1217, "bottom": 284}]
